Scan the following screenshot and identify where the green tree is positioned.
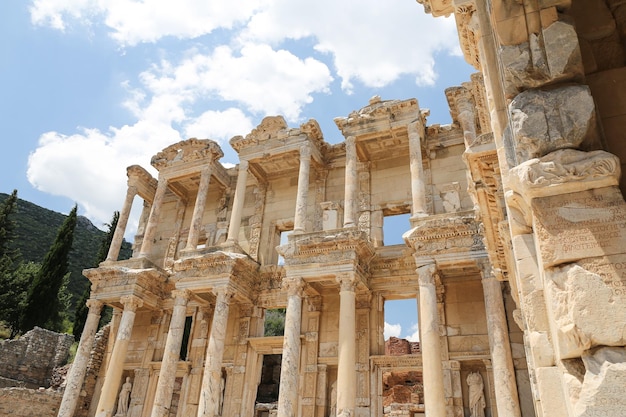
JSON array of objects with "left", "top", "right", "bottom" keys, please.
[
  {"left": 72, "top": 211, "right": 119, "bottom": 340},
  {"left": 0, "top": 262, "right": 38, "bottom": 338},
  {"left": 21, "top": 205, "right": 78, "bottom": 332},
  {"left": 0, "top": 190, "right": 28, "bottom": 337},
  {"left": 263, "top": 308, "right": 286, "bottom": 336}
]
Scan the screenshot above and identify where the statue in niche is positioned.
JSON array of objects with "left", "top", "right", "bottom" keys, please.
[
  {"left": 218, "top": 374, "right": 225, "bottom": 415},
  {"left": 115, "top": 377, "right": 132, "bottom": 416},
  {"left": 329, "top": 380, "right": 337, "bottom": 417},
  {"left": 467, "top": 372, "right": 486, "bottom": 417}
]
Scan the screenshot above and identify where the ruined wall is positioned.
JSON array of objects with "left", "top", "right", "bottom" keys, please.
[
  {"left": 0, "top": 387, "right": 62, "bottom": 417},
  {"left": 0, "top": 327, "right": 73, "bottom": 388}
]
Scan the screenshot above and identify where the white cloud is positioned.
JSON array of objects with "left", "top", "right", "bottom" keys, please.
[
  {"left": 239, "top": 0, "right": 460, "bottom": 90},
  {"left": 27, "top": 121, "right": 182, "bottom": 227},
  {"left": 138, "top": 44, "right": 332, "bottom": 122},
  {"left": 30, "top": 0, "right": 264, "bottom": 46},
  {"left": 184, "top": 108, "right": 254, "bottom": 140},
  {"left": 405, "top": 323, "right": 420, "bottom": 342},
  {"left": 384, "top": 322, "right": 402, "bottom": 340}
]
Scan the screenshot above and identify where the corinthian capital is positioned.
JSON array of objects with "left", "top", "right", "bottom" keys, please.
[
  {"left": 282, "top": 277, "right": 305, "bottom": 297},
  {"left": 120, "top": 295, "right": 144, "bottom": 312},
  {"left": 417, "top": 263, "right": 437, "bottom": 286}
]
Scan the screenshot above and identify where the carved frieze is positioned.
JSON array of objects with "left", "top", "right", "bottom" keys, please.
[{"left": 404, "top": 211, "right": 484, "bottom": 256}]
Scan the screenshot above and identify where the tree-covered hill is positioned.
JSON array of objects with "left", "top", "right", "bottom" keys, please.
[{"left": 0, "top": 193, "right": 132, "bottom": 316}]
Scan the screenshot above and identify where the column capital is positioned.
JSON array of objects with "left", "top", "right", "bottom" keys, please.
[
  {"left": 213, "top": 286, "right": 235, "bottom": 304},
  {"left": 120, "top": 295, "right": 144, "bottom": 312},
  {"left": 408, "top": 119, "right": 425, "bottom": 139},
  {"left": 282, "top": 277, "right": 305, "bottom": 297},
  {"left": 238, "top": 159, "right": 249, "bottom": 170},
  {"left": 417, "top": 263, "right": 437, "bottom": 286},
  {"left": 85, "top": 299, "right": 104, "bottom": 311},
  {"left": 171, "top": 289, "right": 192, "bottom": 304},
  {"left": 345, "top": 135, "right": 356, "bottom": 145},
  {"left": 336, "top": 273, "right": 357, "bottom": 292},
  {"left": 299, "top": 143, "right": 312, "bottom": 159}
]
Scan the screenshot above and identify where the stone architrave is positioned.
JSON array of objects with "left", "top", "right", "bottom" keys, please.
[
  {"left": 294, "top": 144, "right": 311, "bottom": 234},
  {"left": 95, "top": 295, "right": 143, "bottom": 417},
  {"left": 417, "top": 264, "right": 446, "bottom": 417},
  {"left": 277, "top": 277, "right": 305, "bottom": 417},
  {"left": 151, "top": 290, "right": 191, "bottom": 417},
  {"left": 57, "top": 299, "right": 104, "bottom": 417},
  {"left": 197, "top": 287, "right": 233, "bottom": 417},
  {"left": 546, "top": 254, "right": 626, "bottom": 360},
  {"left": 335, "top": 274, "right": 357, "bottom": 417},
  {"left": 531, "top": 186, "right": 626, "bottom": 268}
]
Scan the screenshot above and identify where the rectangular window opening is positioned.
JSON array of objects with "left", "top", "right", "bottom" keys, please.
[
  {"left": 382, "top": 212, "right": 411, "bottom": 246},
  {"left": 179, "top": 316, "right": 193, "bottom": 360},
  {"left": 263, "top": 308, "right": 286, "bottom": 336}
]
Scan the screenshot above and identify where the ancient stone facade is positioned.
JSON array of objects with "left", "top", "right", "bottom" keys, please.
[{"left": 58, "top": 2, "right": 626, "bottom": 417}]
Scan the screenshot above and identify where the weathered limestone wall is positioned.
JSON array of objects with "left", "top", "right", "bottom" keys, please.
[
  {"left": 0, "top": 327, "right": 73, "bottom": 388},
  {"left": 444, "top": 280, "right": 488, "bottom": 355},
  {"left": 0, "top": 387, "right": 62, "bottom": 417}
]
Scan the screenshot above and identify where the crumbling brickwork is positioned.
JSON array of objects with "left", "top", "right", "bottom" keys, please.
[{"left": 0, "top": 327, "right": 73, "bottom": 388}]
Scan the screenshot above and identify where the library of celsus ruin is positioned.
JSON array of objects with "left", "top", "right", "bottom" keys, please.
[{"left": 59, "top": 1, "right": 626, "bottom": 417}]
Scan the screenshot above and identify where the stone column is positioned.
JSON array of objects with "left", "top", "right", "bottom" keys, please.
[
  {"left": 407, "top": 122, "right": 428, "bottom": 218},
  {"left": 226, "top": 160, "right": 249, "bottom": 243},
  {"left": 335, "top": 274, "right": 357, "bottom": 417},
  {"left": 95, "top": 295, "right": 143, "bottom": 417},
  {"left": 151, "top": 290, "right": 191, "bottom": 417},
  {"left": 186, "top": 164, "right": 213, "bottom": 250},
  {"left": 197, "top": 287, "right": 233, "bottom": 417},
  {"left": 57, "top": 299, "right": 103, "bottom": 417},
  {"left": 481, "top": 267, "right": 521, "bottom": 417},
  {"left": 107, "top": 186, "right": 137, "bottom": 262},
  {"left": 294, "top": 144, "right": 312, "bottom": 234},
  {"left": 417, "top": 264, "right": 446, "bottom": 417},
  {"left": 453, "top": 90, "right": 477, "bottom": 147},
  {"left": 140, "top": 178, "right": 168, "bottom": 257},
  {"left": 277, "top": 277, "right": 305, "bottom": 417},
  {"left": 343, "top": 136, "right": 357, "bottom": 228}
]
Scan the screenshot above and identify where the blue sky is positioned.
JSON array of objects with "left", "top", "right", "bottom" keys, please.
[{"left": 0, "top": 0, "right": 474, "bottom": 341}]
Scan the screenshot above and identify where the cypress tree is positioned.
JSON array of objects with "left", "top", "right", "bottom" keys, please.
[
  {"left": 73, "top": 211, "right": 119, "bottom": 340},
  {"left": 21, "top": 205, "right": 78, "bottom": 332},
  {"left": 0, "top": 190, "right": 28, "bottom": 337}
]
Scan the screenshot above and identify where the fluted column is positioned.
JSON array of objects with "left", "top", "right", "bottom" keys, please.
[
  {"left": 277, "top": 278, "right": 305, "bottom": 417},
  {"left": 481, "top": 267, "right": 522, "bottom": 417},
  {"left": 343, "top": 136, "right": 357, "bottom": 228},
  {"left": 107, "top": 187, "right": 137, "bottom": 262},
  {"left": 186, "top": 164, "right": 213, "bottom": 250},
  {"left": 57, "top": 299, "right": 103, "bottom": 417},
  {"left": 226, "top": 160, "right": 249, "bottom": 243},
  {"left": 407, "top": 121, "right": 427, "bottom": 218},
  {"left": 140, "top": 178, "right": 168, "bottom": 257},
  {"left": 335, "top": 274, "right": 357, "bottom": 417},
  {"left": 417, "top": 264, "right": 446, "bottom": 417},
  {"left": 294, "top": 144, "right": 311, "bottom": 234},
  {"left": 197, "top": 287, "right": 233, "bottom": 417},
  {"left": 151, "top": 290, "right": 192, "bottom": 417},
  {"left": 95, "top": 295, "right": 143, "bottom": 417}
]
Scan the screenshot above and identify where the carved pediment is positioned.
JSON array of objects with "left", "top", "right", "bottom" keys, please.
[{"left": 151, "top": 138, "right": 224, "bottom": 170}]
